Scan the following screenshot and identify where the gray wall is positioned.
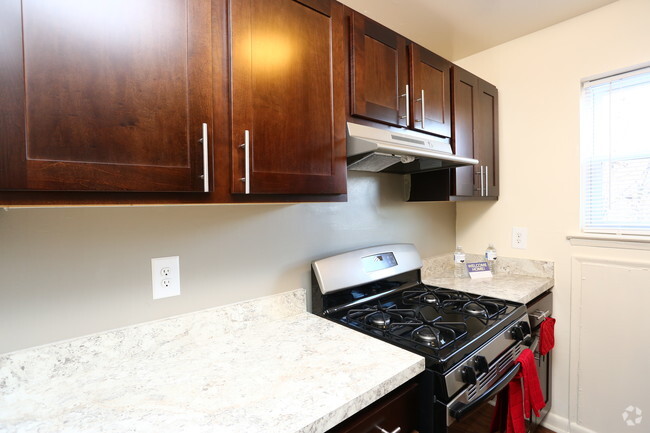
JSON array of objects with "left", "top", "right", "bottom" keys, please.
[{"left": 0, "top": 172, "right": 456, "bottom": 354}]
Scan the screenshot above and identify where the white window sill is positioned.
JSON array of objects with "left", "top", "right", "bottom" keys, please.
[{"left": 567, "top": 233, "right": 650, "bottom": 250}]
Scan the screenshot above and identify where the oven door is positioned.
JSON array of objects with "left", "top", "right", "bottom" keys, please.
[
  {"left": 431, "top": 343, "right": 524, "bottom": 433},
  {"left": 444, "top": 365, "right": 520, "bottom": 432}
]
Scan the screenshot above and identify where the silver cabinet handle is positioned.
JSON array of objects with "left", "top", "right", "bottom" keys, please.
[
  {"left": 376, "top": 426, "right": 401, "bottom": 433},
  {"left": 400, "top": 84, "right": 410, "bottom": 126},
  {"left": 485, "top": 165, "right": 489, "bottom": 196},
  {"left": 480, "top": 165, "right": 485, "bottom": 196},
  {"left": 239, "top": 130, "right": 250, "bottom": 194},
  {"left": 200, "top": 123, "right": 209, "bottom": 192},
  {"left": 419, "top": 89, "right": 425, "bottom": 126}
]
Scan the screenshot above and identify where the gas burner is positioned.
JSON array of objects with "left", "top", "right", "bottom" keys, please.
[
  {"left": 413, "top": 326, "right": 440, "bottom": 344},
  {"left": 463, "top": 301, "right": 488, "bottom": 317},
  {"left": 403, "top": 286, "right": 474, "bottom": 308},
  {"left": 367, "top": 311, "right": 392, "bottom": 328},
  {"left": 408, "top": 322, "right": 468, "bottom": 349},
  {"left": 442, "top": 297, "right": 508, "bottom": 321},
  {"left": 346, "top": 305, "right": 418, "bottom": 330},
  {"left": 422, "top": 293, "right": 439, "bottom": 304}
]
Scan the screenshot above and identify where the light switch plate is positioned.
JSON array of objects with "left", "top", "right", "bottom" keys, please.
[{"left": 151, "top": 256, "right": 180, "bottom": 299}]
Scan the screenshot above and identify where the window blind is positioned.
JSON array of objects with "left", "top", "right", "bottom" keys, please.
[{"left": 580, "top": 66, "right": 650, "bottom": 235}]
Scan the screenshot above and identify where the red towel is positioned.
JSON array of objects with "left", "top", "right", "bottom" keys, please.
[
  {"left": 540, "top": 317, "right": 556, "bottom": 356},
  {"left": 490, "top": 349, "right": 546, "bottom": 433}
]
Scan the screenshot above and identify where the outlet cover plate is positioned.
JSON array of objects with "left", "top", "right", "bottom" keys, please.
[
  {"left": 512, "top": 227, "right": 528, "bottom": 249},
  {"left": 151, "top": 256, "right": 180, "bottom": 299}
]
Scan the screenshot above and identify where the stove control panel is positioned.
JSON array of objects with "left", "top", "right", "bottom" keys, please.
[
  {"left": 445, "top": 313, "right": 530, "bottom": 398},
  {"left": 460, "top": 356, "right": 490, "bottom": 385}
]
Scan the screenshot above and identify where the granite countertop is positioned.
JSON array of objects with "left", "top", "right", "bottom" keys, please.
[
  {"left": 422, "top": 253, "right": 554, "bottom": 304},
  {"left": 0, "top": 289, "right": 425, "bottom": 433}
]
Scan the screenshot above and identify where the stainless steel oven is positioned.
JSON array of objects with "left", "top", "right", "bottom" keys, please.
[{"left": 311, "top": 244, "right": 536, "bottom": 433}]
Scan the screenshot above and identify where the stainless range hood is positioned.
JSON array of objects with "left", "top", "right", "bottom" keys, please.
[{"left": 346, "top": 122, "right": 478, "bottom": 174}]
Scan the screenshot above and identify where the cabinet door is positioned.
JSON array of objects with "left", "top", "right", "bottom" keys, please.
[
  {"left": 477, "top": 79, "right": 499, "bottom": 198},
  {"left": 451, "top": 67, "right": 480, "bottom": 197},
  {"left": 0, "top": 0, "right": 25, "bottom": 190},
  {"left": 406, "top": 67, "right": 499, "bottom": 202},
  {"left": 409, "top": 45, "right": 452, "bottom": 138},
  {"left": 327, "top": 381, "right": 420, "bottom": 433},
  {"left": 350, "top": 12, "right": 409, "bottom": 128},
  {"left": 1, "top": 0, "right": 212, "bottom": 192},
  {"left": 230, "top": 0, "right": 347, "bottom": 195},
  {"left": 451, "top": 66, "right": 499, "bottom": 199}
]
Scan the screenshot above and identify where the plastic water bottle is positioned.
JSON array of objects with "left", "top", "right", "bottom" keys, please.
[
  {"left": 485, "top": 243, "right": 497, "bottom": 273},
  {"left": 454, "top": 246, "right": 467, "bottom": 278}
]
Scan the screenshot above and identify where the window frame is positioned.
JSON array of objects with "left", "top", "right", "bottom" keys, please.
[{"left": 580, "top": 64, "right": 650, "bottom": 237}]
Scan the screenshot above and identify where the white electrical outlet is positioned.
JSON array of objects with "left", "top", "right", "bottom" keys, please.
[
  {"left": 512, "top": 227, "right": 528, "bottom": 249},
  {"left": 151, "top": 256, "right": 180, "bottom": 299}
]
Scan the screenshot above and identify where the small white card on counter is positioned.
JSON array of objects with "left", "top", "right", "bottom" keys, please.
[{"left": 467, "top": 262, "right": 493, "bottom": 279}]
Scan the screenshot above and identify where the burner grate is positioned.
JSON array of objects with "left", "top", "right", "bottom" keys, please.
[
  {"left": 390, "top": 321, "right": 469, "bottom": 350},
  {"left": 402, "top": 286, "right": 473, "bottom": 307},
  {"left": 345, "top": 304, "right": 419, "bottom": 330}
]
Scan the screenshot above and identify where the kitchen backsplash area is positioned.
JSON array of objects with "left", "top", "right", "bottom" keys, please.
[{"left": 0, "top": 172, "right": 456, "bottom": 354}]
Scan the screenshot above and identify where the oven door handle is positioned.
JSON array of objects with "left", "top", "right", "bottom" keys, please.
[{"left": 449, "top": 363, "right": 521, "bottom": 421}]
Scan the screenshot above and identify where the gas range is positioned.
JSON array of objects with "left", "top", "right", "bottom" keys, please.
[{"left": 311, "top": 244, "right": 531, "bottom": 432}]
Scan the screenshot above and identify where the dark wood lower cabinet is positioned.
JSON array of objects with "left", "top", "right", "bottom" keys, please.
[{"left": 327, "top": 380, "right": 420, "bottom": 433}]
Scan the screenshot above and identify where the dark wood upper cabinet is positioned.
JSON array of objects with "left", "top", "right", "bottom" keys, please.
[
  {"left": 0, "top": 0, "right": 26, "bottom": 191},
  {"left": 407, "top": 66, "right": 499, "bottom": 201},
  {"left": 452, "top": 67, "right": 480, "bottom": 198},
  {"left": 229, "top": 0, "right": 347, "bottom": 195},
  {"left": 451, "top": 66, "right": 499, "bottom": 199},
  {"left": 349, "top": 13, "right": 452, "bottom": 140},
  {"left": 350, "top": 12, "right": 409, "bottom": 128},
  {"left": 409, "top": 45, "right": 452, "bottom": 138},
  {"left": 476, "top": 78, "right": 499, "bottom": 198},
  {"left": 1, "top": 0, "right": 213, "bottom": 192}
]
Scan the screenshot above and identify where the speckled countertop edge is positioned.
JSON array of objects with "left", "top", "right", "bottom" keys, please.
[{"left": 0, "top": 288, "right": 425, "bottom": 433}]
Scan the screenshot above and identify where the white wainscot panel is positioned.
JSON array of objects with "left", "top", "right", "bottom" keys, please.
[{"left": 570, "top": 257, "right": 650, "bottom": 433}]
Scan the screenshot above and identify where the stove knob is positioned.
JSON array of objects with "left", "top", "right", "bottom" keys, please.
[
  {"left": 461, "top": 366, "right": 477, "bottom": 385},
  {"left": 520, "top": 321, "right": 533, "bottom": 345},
  {"left": 520, "top": 321, "right": 531, "bottom": 336},
  {"left": 511, "top": 323, "right": 526, "bottom": 342},
  {"left": 474, "top": 355, "right": 489, "bottom": 374}
]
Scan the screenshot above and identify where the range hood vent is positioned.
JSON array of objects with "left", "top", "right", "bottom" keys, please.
[{"left": 346, "top": 122, "right": 478, "bottom": 174}]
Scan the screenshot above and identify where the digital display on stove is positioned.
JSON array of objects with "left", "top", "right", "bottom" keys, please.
[{"left": 361, "top": 252, "right": 398, "bottom": 272}]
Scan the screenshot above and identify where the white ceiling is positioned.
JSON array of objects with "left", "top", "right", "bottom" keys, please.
[{"left": 337, "top": 0, "right": 619, "bottom": 60}]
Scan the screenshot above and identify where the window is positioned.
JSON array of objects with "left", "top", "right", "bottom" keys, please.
[{"left": 580, "top": 66, "right": 650, "bottom": 235}]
